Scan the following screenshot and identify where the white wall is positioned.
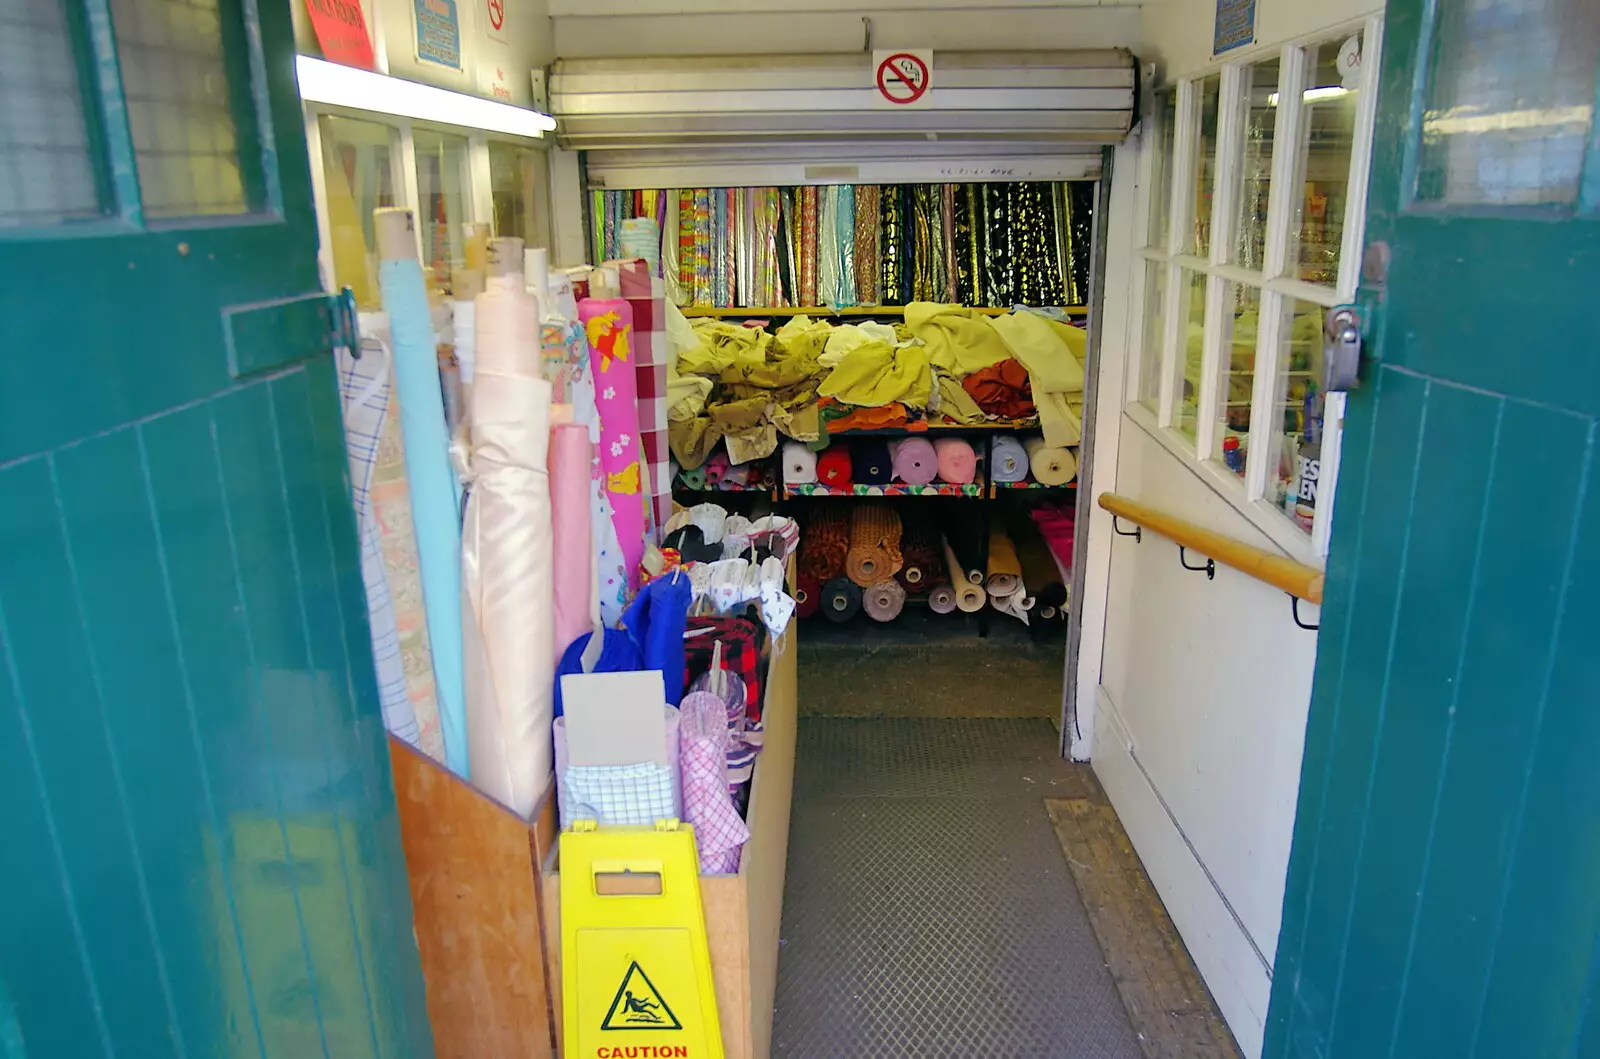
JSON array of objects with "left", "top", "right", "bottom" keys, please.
[
  {"left": 1081, "top": 0, "right": 1380, "bottom": 1054},
  {"left": 294, "top": 0, "right": 553, "bottom": 107}
]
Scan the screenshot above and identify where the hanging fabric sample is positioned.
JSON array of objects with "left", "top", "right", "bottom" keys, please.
[
  {"left": 854, "top": 184, "right": 881, "bottom": 305},
  {"left": 463, "top": 240, "right": 556, "bottom": 817},
  {"left": 580, "top": 298, "right": 646, "bottom": 598},
  {"left": 336, "top": 328, "right": 419, "bottom": 749},
  {"left": 616, "top": 258, "right": 672, "bottom": 536},
  {"left": 680, "top": 690, "right": 750, "bottom": 873},
  {"left": 374, "top": 207, "right": 467, "bottom": 777},
  {"left": 799, "top": 185, "right": 819, "bottom": 306}
]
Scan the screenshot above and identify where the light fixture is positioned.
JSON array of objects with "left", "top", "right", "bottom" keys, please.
[
  {"left": 1267, "top": 86, "right": 1351, "bottom": 107},
  {"left": 296, "top": 55, "right": 557, "bottom": 137}
]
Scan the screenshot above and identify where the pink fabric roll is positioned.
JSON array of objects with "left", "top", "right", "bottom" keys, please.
[
  {"left": 928, "top": 583, "right": 958, "bottom": 614},
  {"left": 704, "top": 449, "right": 730, "bottom": 486},
  {"left": 863, "top": 578, "right": 907, "bottom": 622},
  {"left": 933, "top": 436, "right": 979, "bottom": 485},
  {"left": 579, "top": 298, "right": 645, "bottom": 594},
  {"left": 891, "top": 437, "right": 939, "bottom": 486},
  {"left": 550, "top": 422, "right": 594, "bottom": 658}
]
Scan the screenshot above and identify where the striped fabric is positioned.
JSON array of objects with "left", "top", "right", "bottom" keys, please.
[{"left": 336, "top": 329, "right": 420, "bottom": 749}]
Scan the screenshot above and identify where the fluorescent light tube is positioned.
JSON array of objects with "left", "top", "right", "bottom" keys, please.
[
  {"left": 296, "top": 55, "right": 557, "bottom": 137},
  {"left": 1267, "top": 86, "right": 1351, "bottom": 107}
]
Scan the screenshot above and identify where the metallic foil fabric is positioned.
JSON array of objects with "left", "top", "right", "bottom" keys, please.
[{"left": 855, "top": 185, "right": 881, "bottom": 305}]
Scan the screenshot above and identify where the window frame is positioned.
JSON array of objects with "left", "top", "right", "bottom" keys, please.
[
  {"left": 1126, "top": 15, "right": 1385, "bottom": 565},
  {"left": 303, "top": 101, "right": 549, "bottom": 295}
]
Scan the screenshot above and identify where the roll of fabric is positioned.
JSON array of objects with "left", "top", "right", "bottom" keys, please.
[
  {"left": 579, "top": 298, "right": 645, "bottom": 594},
  {"left": 1031, "top": 500, "right": 1077, "bottom": 569},
  {"left": 375, "top": 208, "right": 467, "bottom": 776},
  {"left": 852, "top": 437, "right": 893, "bottom": 485},
  {"left": 681, "top": 465, "right": 707, "bottom": 490},
  {"left": 550, "top": 422, "right": 594, "bottom": 660},
  {"left": 928, "top": 583, "right": 958, "bottom": 614},
  {"left": 795, "top": 573, "right": 822, "bottom": 619},
  {"left": 462, "top": 240, "right": 556, "bottom": 816},
  {"left": 931, "top": 436, "right": 978, "bottom": 484},
  {"left": 1024, "top": 435, "right": 1078, "bottom": 486},
  {"left": 942, "top": 535, "right": 988, "bottom": 612},
  {"left": 800, "top": 186, "right": 819, "bottom": 306},
  {"left": 991, "top": 435, "right": 1030, "bottom": 483},
  {"left": 846, "top": 503, "right": 904, "bottom": 587},
  {"left": 855, "top": 184, "right": 880, "bottom": 305},
  {"left": 821, "top": 577, "right": 862, "bottom": 622},
  {"left": 1011, "top": 510, "right": 1066, "bottom": 639},
  {"left": 680, "top": 690, "right": 750, "bottom": 873},
  {"left": 940, "top": 503, "right": 987, "bottom": 584},
  {"left": 816, "top": 445, "right": 852, "bottom": 487},
  {"left": 891, "top": 436, "right": 938, "bottom": 485},
  {"left": 799, "top": 506, "right": 851, "bottom": 582},
  {"left": 782, "top": 441, "right": 819, "bottom": 484},
  {"left": 335, "top": 331, "right": 419, "bottom": 748},
  {"left": 704, "top": 448, "right": 730, "bottom": 486},
  {"left": 896, "top": 515, "right": 943, "bottom": 593},
  {"left": 986, "top": 526, "right": 1023, "bottom": 598},
  {"left": 863, "top": 579, "right": 907, "bottom": 622}
]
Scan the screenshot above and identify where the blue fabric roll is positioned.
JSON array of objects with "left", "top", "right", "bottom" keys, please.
[
  {"left": 990, "top": 436, "right": 1030, "bottom": 483},
  {"left": 379, "top": 256, "right": 468, "bottom": 777},
  {"left": 623, "top": 572, "right": 693, "bottom": 706},
  {"left": 853, "top": 437, "right": 894, "bottom": 484},
  {"left": 821, "top": 577, "right": 862, "bottom": 623},
  {"left": 553, "top": 628, "right": 646, "bottom": 718}
]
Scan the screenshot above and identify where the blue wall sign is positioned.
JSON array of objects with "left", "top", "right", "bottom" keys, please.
[
  {"left": 1213, "top": 0, "right": 1256, "bottom": 54},
  {"left": 414, "top": 0, "right": 461, "bottom": 68}
]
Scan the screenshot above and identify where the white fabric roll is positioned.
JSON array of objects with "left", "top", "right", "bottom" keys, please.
[
  {"left": 782, "top": 441, "right": 819, "bottom": 484},
  {"left": 462, "top": 255, "right": 556, "bottom": 818},
  {"left": 1024, "top": 435, "right": 1078, "bottom": 486}
]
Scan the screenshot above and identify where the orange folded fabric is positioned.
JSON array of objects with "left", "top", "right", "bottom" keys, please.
[{"left": 962, "top": 359, "right": 1036, "bottom": 419}]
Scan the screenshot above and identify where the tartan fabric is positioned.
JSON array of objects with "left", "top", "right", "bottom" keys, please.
[
  {"left": 684, "top": 615, "right": 764, "bottom": 723},
  {"left": 680, "top": 690, "right": 750, "bottom": 874},
  {"left": 561, "top": 762, "right": 676, "bottom": 827}
]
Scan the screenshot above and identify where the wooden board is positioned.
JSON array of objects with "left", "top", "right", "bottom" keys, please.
[{"left": 390, "top": 737, "right": 557, "bottom": 1059}]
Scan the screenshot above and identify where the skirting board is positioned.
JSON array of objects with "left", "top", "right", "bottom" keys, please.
[{"left": 1091, "top": 685, "right": 1272, "bottom": 1059}]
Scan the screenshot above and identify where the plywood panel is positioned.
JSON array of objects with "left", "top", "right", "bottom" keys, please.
[{"left": 390, "top": 738, "right": 556, "bottom": 1059}]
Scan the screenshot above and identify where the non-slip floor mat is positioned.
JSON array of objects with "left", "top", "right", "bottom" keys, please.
[{"left": 773, "top": 718, "right": 1145, "bottom": 1058}]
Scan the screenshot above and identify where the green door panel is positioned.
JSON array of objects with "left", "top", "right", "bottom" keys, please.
[
  {"left": 0, "top": 0, "right": 431, "bottom": 1055},
  {"left": 1265, "top": 0, "right": 1600, "bottom": 1055}
]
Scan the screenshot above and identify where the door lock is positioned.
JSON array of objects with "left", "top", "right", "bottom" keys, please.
[{"left": 1323, "top": 306, "right": 1362, "bottom": 392}]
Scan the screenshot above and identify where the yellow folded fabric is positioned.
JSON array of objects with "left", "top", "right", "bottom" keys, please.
[
  {"left": 991, "top": 311, "right": 1088, "bottom": 447},
  {"left": 680, "top": 318, "right": 770, "bottom": 376},
  {"left": 990, "top": 311, "right": 1086, "bottom": 393},
  {"left": 667, "top": 367, "right": 713, "bottom": 422},
  {"left": 817, "top": 340, "right": 933, "bottom": 408},
  {"left": 935, "top": 373, "right": 987, "bottom": 424},
  {"left": 820, "top": 321, "right": 901, "bottom": 368},
  {"left": 905, "top": 302, "right": 1012, "bottom": 376},
  {"left": 774, "top": 314, "right": 833, "bottom": 362}
]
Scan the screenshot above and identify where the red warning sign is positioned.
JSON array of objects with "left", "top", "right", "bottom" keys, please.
[{"left": 875, "top": 51, "right": 931, "bottom": 106}]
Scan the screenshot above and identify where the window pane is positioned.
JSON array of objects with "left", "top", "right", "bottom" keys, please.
[
  {"left": 111, "top": 0, "right": 248, "bottom": 219},
  {"left": 319, "top": 115, "right": 396, "bottom": 311},
  {"left": 1285, "top": 37, "right": 1361, "bottom": 286},
  {"left": 1212, "top": 284, "right": 1262, "bottom": 474},
  {"left": 489, "top": 141, "right": 549, "bottom": 250},
  {"left": 1138, "top": 260, "right": 1168, "bottom": 410},
  {"left": 1191, "top": 75, "right": 1222, "bottom": 256},
  {"left": 0, "top": 0, "right": 101, "bottom": 226},
  {"left": 1266, "top": 298, "right": 1328, "bottom": 533},
  {"left": 1175, "top": 269, "right": 1207, "bottom": 439},
  {"left": 1148, "top": 90, "right": 1178, "bottom": 248},
  {"left": 1416, "top": 0, "right": 1600, "bottom": 207},
  {"left": 1232, "top": 60, "right": 1280, "bottom": 269},
  {"left": 413, "top": 128, "right": 469, "bottom": 294}
]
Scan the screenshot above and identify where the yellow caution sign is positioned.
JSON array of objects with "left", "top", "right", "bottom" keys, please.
[{"left": 561, "top": 820, "right": 724, "bottom": 1059}]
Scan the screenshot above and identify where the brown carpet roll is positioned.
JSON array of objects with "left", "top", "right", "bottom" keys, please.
[
  {"left": 846, "top": 502, "right": 904, "bottom": 587},
  {"left": 800, "top": 506, "right": 851, "bottom": 583}
]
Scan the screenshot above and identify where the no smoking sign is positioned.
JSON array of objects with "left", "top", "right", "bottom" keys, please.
[{"left": 873, "top": 49, "right": 933, "bottom": 108}]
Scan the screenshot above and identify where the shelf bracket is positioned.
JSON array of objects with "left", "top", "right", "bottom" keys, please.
[
  {"left": 1290, "top": 594, "right": 1320, "bottom": 631},
  {"left": 1111, "top": 516, "right": 1142, "bottom": 542},
  {"left": 1178, "top": 546, "right": 1216, "bottom": 580}
]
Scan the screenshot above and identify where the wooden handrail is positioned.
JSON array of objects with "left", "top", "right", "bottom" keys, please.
[{"left": 1098, "top": 493, "right": 1324, "bottom": 604}]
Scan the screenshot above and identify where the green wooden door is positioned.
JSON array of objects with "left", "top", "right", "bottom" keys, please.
[
  {"left": 0, "top": 1, "right": 432, "bottom": 1056},
  {"left": 1265, "top": 2, "right": 1600, "bottom": 1057}
]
